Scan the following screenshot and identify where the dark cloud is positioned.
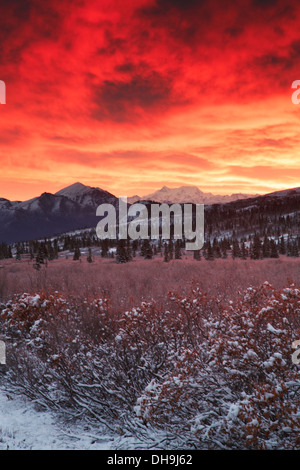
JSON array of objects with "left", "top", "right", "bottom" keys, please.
[
  {"left": 140, "top": 0, "right": 209, "bottom": 22},
  {"left": 251, "top": 0, "right": 295, "bottom": 20},
  {"left": 0, "top": 0, "right": 66, "bottom": 69},
  {"left": 0, "top": 0, "right": 31, "bottom": 20},
  {"left": 136, "top": 0, "right": 212, "bottom": 45},
  {"left": 92, "top": 72, "right": 173, "bottom": 121},
  {"left": 115, "top": 60, "right": 163, "bottom": 77},
  {"left": 0, "top": 0, "right": 62, "bottom": 39},
  {"left": 115, "top": 62, "right": 136, "bottom": 74},
  {"left": 256, "top": 53, "right": 291, "bottom": 69},
  {"left": 97, "top": 29, "right": 126, "bottom": 56},
  {"left": 252, "top": 0, "right": 278, "bottom": 7},
  {"left": 150, "top": 0, "right": 204, "bottom": 11},
  {"left": 290, "top": 39, "right": 300, "bottom": 58},
  {"left": 0, "top": 0, "right": 31, "bottom": 63},
  {"left": 254, "top": 37, "right": 300, "bottom": 80},
  {"left": 224, "top": 26, "right": 244, "bottom": 38}
]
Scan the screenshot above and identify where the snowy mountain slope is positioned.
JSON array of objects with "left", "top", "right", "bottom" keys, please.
[
  {"left": 0, "top": 184, "right": 117, "bottom": 243},
  {"left": 266, "top": 186, "right": 300, "bottom": 197},
  {"left": 204, "top": 185, "right": 300, "bottom": 241},
  {"left": 1, "top": 182, "right": 299, "bottom": 244},
  {"left": 55, "top": 182, "right": 116, "bottom": 207},
  {"left": 55, "top": 182, "right": 91, "bottom": 199},
  {"left": 128, "top": 185, "right": 259, "bottom": 205}
]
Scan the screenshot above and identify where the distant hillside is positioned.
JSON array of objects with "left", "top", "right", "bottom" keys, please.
[
  {"left": 0, "top": 183, "right": 117, "bottom": 243},
  {"left": 0, "top": 183, "right": 299, "bottom": 244},
  {"left": 204, "top": 186, "right": 300, "bottom": 240}
]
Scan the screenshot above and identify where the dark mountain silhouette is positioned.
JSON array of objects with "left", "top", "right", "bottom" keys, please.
[
  {"left": 0, "top": 183, "right": 117, "bottom": 243},
  {"left": 0, "top": 183, "right": 299, "bottom": 244}
]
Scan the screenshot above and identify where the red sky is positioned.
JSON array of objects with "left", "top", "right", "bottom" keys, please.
[{"left": 1, "top": 0, "right": 300, "bottom": 201}]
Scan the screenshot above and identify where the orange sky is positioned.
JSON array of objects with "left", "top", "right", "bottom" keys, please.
[{"left": 1, "top": 0, "right": 300, "bottom": 201}]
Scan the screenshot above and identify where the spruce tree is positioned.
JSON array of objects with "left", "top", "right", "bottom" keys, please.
[
  {"left": 101, "top": 239, "right": 109, "bottom": 258},
  {"left": 232, "top": 239, "right": 241, "bottom": 259},
  {"left": 221, "top": 245, "right": 227, "bottom": 259},
  {"left": 140, "top": 240, "right": 145, "bottom": 257},
  {"left": 241, "top": 241, "right": 248, "bottom": 260},
  {"left": 73, "top": 246, "right": 81, "bottom": 261},
  {"left": 205, "top": 240, "right": 214, "bottom": 261},
  {"left": 87, "top": 247, "right": 93, "bottom": 263},
  {"left": 36, "top": 246, "right": 45, "bottom": 264},
  {"left": 143, "top": 239, "right": 153, "bottom": 259},
  {"left": 287, "top": 237, "right": 294, "bottom": 257},
  {"left": 163, "top": 243, "right": 169, "bottom": 262},
  {"left": 250, "top": 233, "right": 261, "bottom": 260},
  {"left": 213, "top": 238, "right": 221, "bottom": 258},
  {"left": 289, "top": 240, "right": 299, "bottom": 257},
  {"left": 279, "top": 236, "right": 286, "bottom": 255},
  {"left": 53, "top": 239, "right": 59, "bottom": 259},
  {"left": 175, "top": 240, "right": 182, "bottom": 259},
  {"left": 132, "top": 240, "right": 138, "bottom": 257},
  {"left": 126, "top": 240, "right": 133, "bottom": 261},
  {"left": 116, "top": 239, "right": 131, "bottom": 263},
  {"left": 262, "top": 235, "right": 270, "bottom": 258},
  {"left": 270, "top": 239, "right": 279, "bottom": 258}
]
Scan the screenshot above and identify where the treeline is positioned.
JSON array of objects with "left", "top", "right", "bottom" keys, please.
[
  {"left": 0, "top": 242, "right": 13, "bottom": 260},
  {"left": 204, "top": 192, "right": 300, "bottom": 240},
  {"left": 13, "top": 239, "right": 60, "bottom": 263},
  {"left": 199, "top": 234, "right": 299, "bottom": 262},
  {"left": 112, "top": 233, "right": 300, "bottom": 264},
  {"left": 138, "top": 194, "right": 300, "bottom": 241},
  {"left": 1, "top": 228, "right": 299, "bottom": 266}
]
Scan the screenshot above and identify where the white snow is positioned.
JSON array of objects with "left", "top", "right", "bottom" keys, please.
[
  {"left": 55, "top": 182, "right": 92, "bottom": 199},
  {"left": 127, "top": 185, "right": 257, "bottom": 205},
  {"left": 0, "top": 387, "right": 114, "bottom": 450},
  {"left": 267, "top": 323, "right": 282, "bottom": 335}
]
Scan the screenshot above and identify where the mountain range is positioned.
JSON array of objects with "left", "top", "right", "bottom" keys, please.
[
  {"left": 0, "top": 182, "right": 299, "bottom": 243},
  {"left": 128, "top": 186, "right": 259, "bottom": 205},
  {"left": 0, "top": 183, "right": 117, "bottom": 243}
]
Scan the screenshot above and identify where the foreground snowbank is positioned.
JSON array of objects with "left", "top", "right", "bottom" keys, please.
[{"left": 0, "top": 387, "right": 113, "bottom": 450}]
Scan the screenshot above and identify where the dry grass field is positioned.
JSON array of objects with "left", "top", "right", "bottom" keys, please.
[{"left": 0, "top": 253, "right": 299, "bottom": 311}]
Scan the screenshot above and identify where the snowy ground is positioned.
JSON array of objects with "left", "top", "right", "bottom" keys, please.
[
  {"left": 0, "top": 382, "right": 172, "bottom": 450},
  {"left": 0, "top": 387, "right": 116, "bottom": 450}
]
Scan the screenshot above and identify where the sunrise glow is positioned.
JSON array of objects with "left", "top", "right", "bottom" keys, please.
[{"left": 1, "top": 0, "right": 300, "bottom": 201}]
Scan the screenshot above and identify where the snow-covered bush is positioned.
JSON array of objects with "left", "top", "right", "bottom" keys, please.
[
  {"left": 1, "top": 283, "right": 299, "bottom": 448},
  {"left": 135, "top": 282, "right": 300, "bottom": 449}
]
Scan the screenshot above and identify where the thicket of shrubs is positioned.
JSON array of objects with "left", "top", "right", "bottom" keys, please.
[{"left": 0, "top": 282, "right": 299, "bottom": 449}]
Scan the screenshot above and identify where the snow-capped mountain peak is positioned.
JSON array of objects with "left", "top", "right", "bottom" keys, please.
[
  {"left": 55, "top": 182, "right": 92, "bottom": 200},
  {"left": 55, "top": 182, "right": 116, "bottom": 207},
  {"left": 127, "top": 185, "right": 258, "bottom": 205},
  {"left": 0, "top": 182, "right": 117, "bottom": 243}
]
